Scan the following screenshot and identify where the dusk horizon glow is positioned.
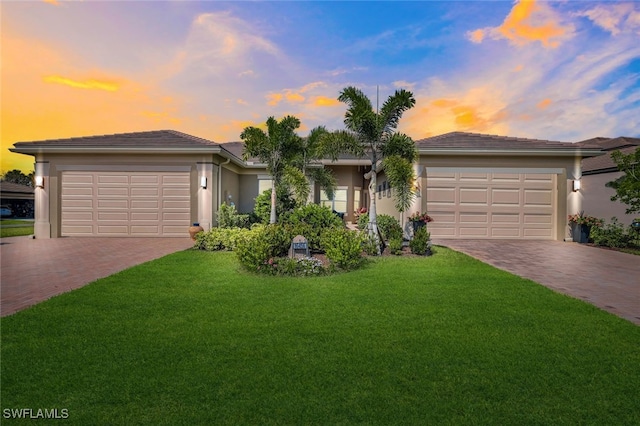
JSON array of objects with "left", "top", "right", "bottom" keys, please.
[{"left": 2, "top": 0, "right": 639, "bottom": 173}]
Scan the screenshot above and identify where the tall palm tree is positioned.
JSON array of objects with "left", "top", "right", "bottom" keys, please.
[
  {"left": 241, "top": 116, "right": 303, "bottom": 224},
  {"left": 330, "top": 86, "right": 417, "bottom": 253}
]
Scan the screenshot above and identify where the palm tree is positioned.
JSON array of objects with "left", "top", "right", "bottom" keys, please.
[
  {"left": 241, "top": 116, "right": 304, "bottom": 224},
  {"left": 330, "top": 86, "right": 417, "bottom": 253}
]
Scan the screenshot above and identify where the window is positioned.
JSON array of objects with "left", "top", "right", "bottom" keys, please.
[
  {"left": 353, "top": 188, "right": 361, "bottom": 213},
  {"left": 320, "top": 187, "right": 348, "bottom": 213},
  {"left": 258, "top": 178, "right": 273, "bottom": 194}
]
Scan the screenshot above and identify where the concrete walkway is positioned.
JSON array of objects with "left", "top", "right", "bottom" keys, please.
[
  {"left": 434, "top": 239, "right": 640, "bottom": 325},
  {"left": 1, "top": 236, "right": 194, "bottom": 317}
]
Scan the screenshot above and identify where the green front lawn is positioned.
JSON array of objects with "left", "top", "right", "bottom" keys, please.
[
  {"left": 0, "top": 219, "right": 34, "bottom": 238},
  {"left": 2, "top": 249, "right": 639, "bottom": 424}
]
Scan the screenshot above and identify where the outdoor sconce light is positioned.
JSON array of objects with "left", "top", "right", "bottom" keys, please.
[
  {"left": 200, "top": 176, "right": 207, "bottom": 189},
  {"left": 573, "top": 179, "right": 581, "bottom": 192},
  {"left": 35, "top": 176, "right": 44, "bottom": 188}
]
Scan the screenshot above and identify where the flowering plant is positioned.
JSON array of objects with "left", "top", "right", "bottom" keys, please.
[
  {"left": 408, "top": 211, "right": 434, "bottom": 223},
  {"left": 567, "top": 212, "right": 603, "bottom": 227}
]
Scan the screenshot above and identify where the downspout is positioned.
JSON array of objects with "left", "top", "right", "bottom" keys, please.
[{"left": 217, "top": 157, "right": 231, "bottom": 210}]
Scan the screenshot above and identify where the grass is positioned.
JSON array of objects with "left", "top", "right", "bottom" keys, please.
[
  {"left": 2, "top": 249, "right": 639, "bottom": 425},
  {"left": 0, "top": 219, "right": 34, "bottom": 238}
]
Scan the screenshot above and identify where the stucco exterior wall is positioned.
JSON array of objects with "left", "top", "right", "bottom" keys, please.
[{"left": 582, "top": 171, "right": 636, "bottom": 225}]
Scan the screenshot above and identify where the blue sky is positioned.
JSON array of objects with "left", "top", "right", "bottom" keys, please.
[{"left": 2, "top": 0, "right": 639, "bottom": 172}]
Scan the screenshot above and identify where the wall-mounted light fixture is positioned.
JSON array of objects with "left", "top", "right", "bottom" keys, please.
[
  {"left": 35, "top": 176, "right": 44, "bottom": 188},
  {"left": 200, "top": 176, "right": 207, "bottom": 189},
  {"left": 572, "top": 179, "right": 581, "bottom": 192}
]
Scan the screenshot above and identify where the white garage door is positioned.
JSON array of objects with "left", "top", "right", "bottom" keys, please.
[
  {"left": 61, "top": 171, "right": 190, "bottom": 237},
  {"left": 426, "top": 170, "right": 556, "bottom": 239}
]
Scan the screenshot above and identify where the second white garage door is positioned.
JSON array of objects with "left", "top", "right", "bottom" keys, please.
[
  {"left": 426, "top": 169, "right": 556, "bottom": 239},
  {"left": 61, "top": 171, "right": 190, "bottom": 237}
]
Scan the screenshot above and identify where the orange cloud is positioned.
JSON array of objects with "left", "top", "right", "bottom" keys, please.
[
  {"left": 285, "top": 92, "right": 305, "bottom": 103},
  {"left": 468, "top": 29, "right": 485, "bottom": 44},
  {"left": 266, "top": 93, "right": 284, "bottom": 106},
  {"left": 467, "top": 0, "right": 573, "bottom": 48},
  {"left": 537, "top": 98, "right": 552, "bottom": 109},
  {"left": 42, "top": 0, "right": 59, "bottom": 5},
  {"left": 312, "top": 96, "right": 340, "bottom": 107},
  {"left": 43, "top": 75, "right": 120, "bottom": 91}
]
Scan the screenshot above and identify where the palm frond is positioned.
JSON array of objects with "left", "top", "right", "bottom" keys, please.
[
  {"left": 382, "top": 155, "right": 416, "bottom": 213},
  {"left": 379, "top": 89, "right": 416, "bottom": 133},
  {"left": 381, "top": 133, "right": 417, "bottom": 163}
]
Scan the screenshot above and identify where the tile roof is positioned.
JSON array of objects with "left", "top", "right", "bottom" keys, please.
[
  {"left": 12, "top": 130, "right": 219, "bottom": 148},
  {"left": 415, "top": 131, "right": 601, "bottom": 150},
  {"left": 0, "top": 181, "right": 34, "bottom": 194},
  {"left": 582, "top": 137, "right": 640, "bottom": 173}
]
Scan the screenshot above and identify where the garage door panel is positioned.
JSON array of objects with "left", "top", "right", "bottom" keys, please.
[
  {"left": 492, "top": 189, "right": 520, "bottom": 206},
  {"left": 98, "top": 211, "right": 128, "bottom": 221},
  {"left": 459, "top": 227, "right": 489, "bottom": 237},
  {"left": 524, "top": 189, "right": 552, "bottom": 206},
  {"left": 491, "top": 213, "right": 520, "bottom": 223},
  {"left": 131, "top": 175, "right": 159, "bottom": 185},
  {"left": 426, "top": 170, "right": 555, "bottom": 239},
  {"left": 492, "top": 228, "right": 521, "bottom": 238},
  {"left": 131, "top": 199, "right": 158, "bottom": 209},
  {"left": 98, "top": 199, "right": 128, "bottom": 209},
  {"left": 98, "top": 175, "right": 129, "bottom": 184},
  {"left": 131, "top": 187, "right": 159, "bottom": 197},
  {"left": 62, "top": 199, "right": 94, "bottom": 209},
  {"left": 459, "top": 213, "right": 488, "bottom": 224},
  {"left": 61, "top": 171, "right": 190, "bottom": 237},
  {"left": 98, "top": 187, "right": 129, "bottom": 197},
  {"left": 459, "top": 188, "right": 488, "bottom": 205},
  {"left": 426, "top": 188, "right": 456, "bottom": 205}
]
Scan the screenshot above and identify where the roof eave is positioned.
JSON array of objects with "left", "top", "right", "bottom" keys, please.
[{"left": 417, "top": 148, "right": 603, "bottom": 157}]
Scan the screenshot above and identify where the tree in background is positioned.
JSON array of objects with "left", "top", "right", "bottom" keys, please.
[
  {"left": 1, "top": 169, "right": 34, "bottom": 187},
  {"left": 327, "top": 86, "right": 417, "bottom": 253},
  {"left": 607, "top": 147, "right": 640, "bottom": 214},
  {"left": 242, "top": 116, "right": 339, "bottom": 224}
]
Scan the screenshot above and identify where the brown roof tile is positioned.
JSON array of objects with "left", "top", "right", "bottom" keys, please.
[
  {"left": 415, "top": 131, "right": 598, "bottom": 150},
  {"left": 582, "top": 145, "right": 639, "bottom": 173},
  {"left": 12, "top": 130, "right": 218, "bottom": 148},
  {"left": 0, "top": 181, "right": 34, "bottom": 194}
]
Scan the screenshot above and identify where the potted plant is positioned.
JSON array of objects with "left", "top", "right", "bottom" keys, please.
[
  {"left": 568, "top": 212, "right": 603, "bottom": 243},
  {"left": 408, "top": 211, "right": 434, "bottom": 233}
]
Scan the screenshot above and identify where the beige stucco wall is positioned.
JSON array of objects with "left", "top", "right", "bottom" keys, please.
[{"left": 582, "top": 172, "right": 636, "bottom": 225}]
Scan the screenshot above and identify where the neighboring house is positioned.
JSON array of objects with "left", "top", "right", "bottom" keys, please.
[
  {"left": 579, "top": 137, "right": 640, "bottom": 225},
  {"left": 0, "top": 181, "right": 34, "bottom": 218},
  {"left": 10, "top": 130, "right": 603, "bottom": 240}
]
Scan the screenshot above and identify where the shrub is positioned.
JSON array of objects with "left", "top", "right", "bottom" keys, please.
[
  {"left": 194, "top": 227, "right": 251, "bottom": 251},
  {"left": 321, "top": 228, "right": 365, "bottom": 271},
  {"left": 388, "top": 237, "right": 404, "bottom": 255},
  {"left": 591, "top": 218, "right": 632, "bottom": 248},
  {"left": 410, "top": 226, "right": 431, "bottom": 256},
  {"left": 284, "top": 204, "right": 344, "bottom": 252},
  {"left": 357, "top": 212, "right": 369, "bottom": 230},
  {"left": 273, "top": 256, "right": 325, "bottom": 277},
  {"left": 377, "top": 214, "right": 403, "bottom": 241},
  {"left": 253, "top": 187, "right": 299, "bottom": 224},
  {"left": 218, "top": 203, "right": 253, "bottom": 229},
  {"left": 361, "top": 233, "right": 380, "bottom": 256},
  {"left": 235, "top": 224, "right": 293, "bottom": 272}
]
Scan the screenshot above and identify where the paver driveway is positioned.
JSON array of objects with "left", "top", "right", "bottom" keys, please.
[
  {"left": 1, "top": 236, "right": 194, "bottom": 317},
  {"left": 434, "top": 239, "right": 640, "bottom": 325}
]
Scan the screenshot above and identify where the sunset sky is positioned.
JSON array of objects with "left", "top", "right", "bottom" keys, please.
[{"left": 2, "top": 0, "right": 639, "bottom": 173}]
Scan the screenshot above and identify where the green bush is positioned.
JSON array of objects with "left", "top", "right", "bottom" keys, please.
[
  {"left": 218, "top": 203, "right": 253, "bottom": 229},
  {"left": 591, "top": 218, "right": 632, "bottom": 248},
  {"left": 235, "top": 224, "right": 293, "bottom": 272},
  {"left": 321, "top": 228, "right": 365, "bottom": 271},
  {"left": 377, "top": 214, "right": 403, "bottom": 241},
  {"left": 272, "top": 256, "right": 325, "bottom": 276},
  {"left": 253, "top": 187, "right": 299, "bottom": 224},
  {"left": 194, "top": 227, "right": 251, "bottom": 251},
  {"left": 410, "top": 226, "right": 431, "bottom": 256},
  {"left": 388, "top": 237, "right": 404, "bottom": 255},
  {"left": 357, "top": 212, "right": 369, "bottom": 230},
  {"left": 284, "top": 204, "right": 344, "bottom": 252}
]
